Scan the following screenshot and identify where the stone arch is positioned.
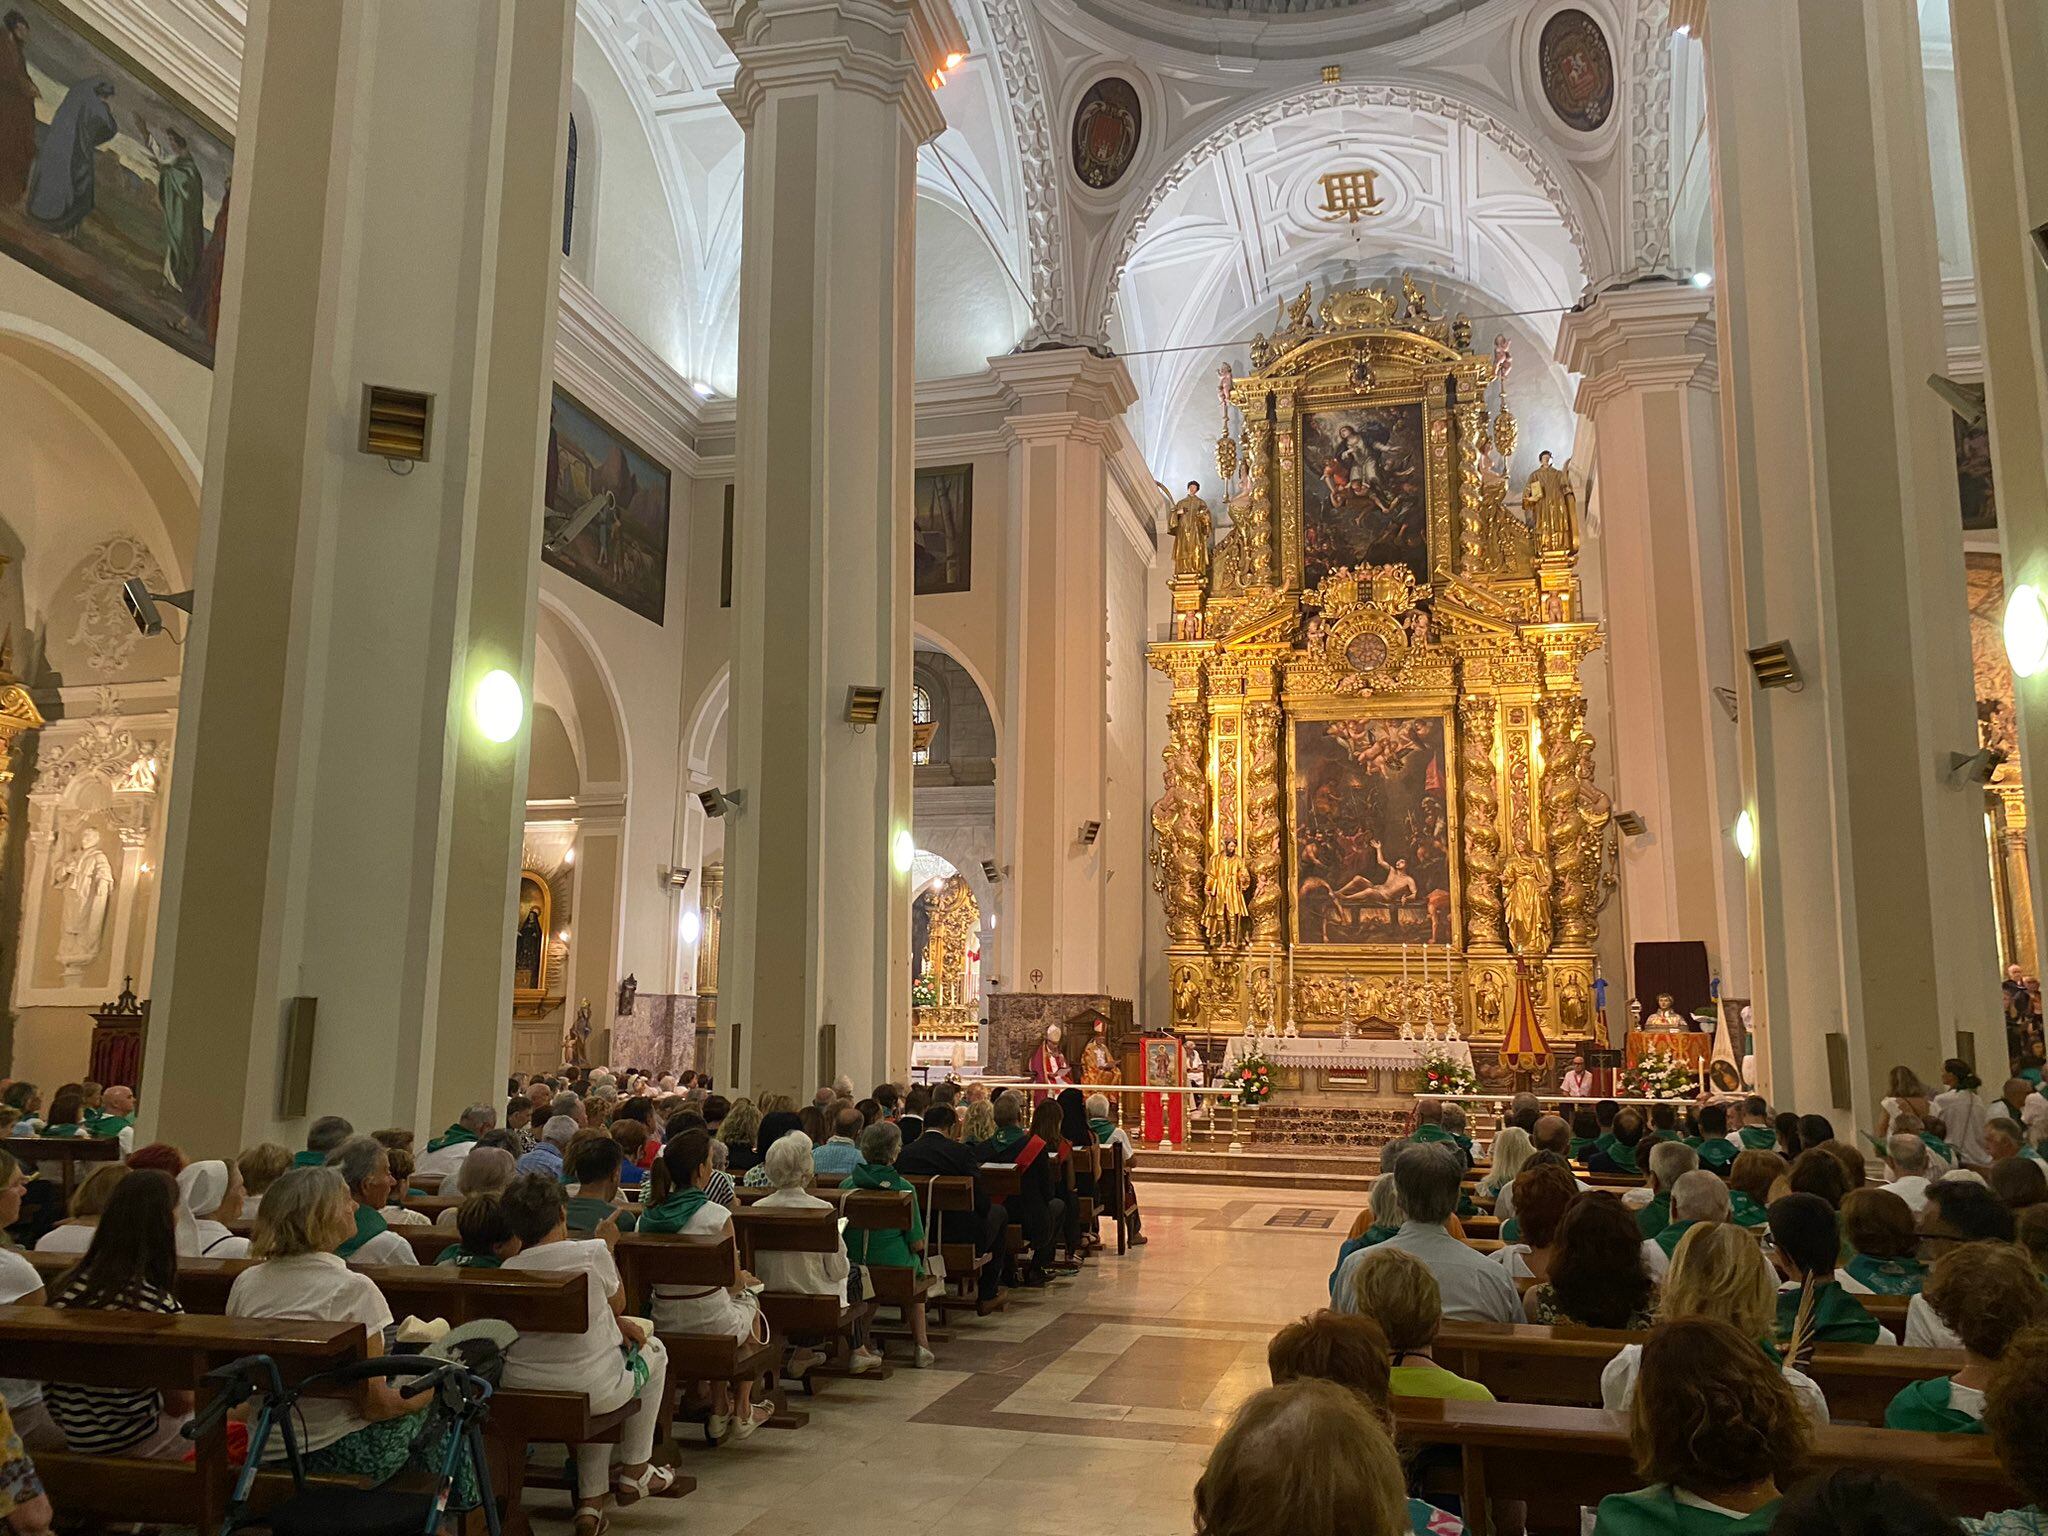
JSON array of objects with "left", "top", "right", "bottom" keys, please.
[{"left": 533, "top": 591, "right": 629, "bottom": 798}]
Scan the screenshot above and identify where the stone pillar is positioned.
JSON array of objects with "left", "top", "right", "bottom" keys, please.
[
  {"left": 710, "top": 0, "right": 962, "bottom": 1101},
  {"left": 142, "top": 0, "right": 573, "bottom": 1149},
  {"left": 1702, "top": 2, "right": 1998, "bottom": 1125},
  {"left": 1949, "top": 0, "right": 2048, "bottom": 981},
  {"left": 989, "top": 349, "right": 1139, "bottom": 996},
  {"left": 1557, "top": 284, "right": 1750, "bottom": 991}
]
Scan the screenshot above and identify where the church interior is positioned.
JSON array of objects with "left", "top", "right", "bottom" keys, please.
[{"left": 2, "top": 1, "right": 2048, "bottom": 1534}]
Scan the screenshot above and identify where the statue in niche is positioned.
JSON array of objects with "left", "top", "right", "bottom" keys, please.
[
  {"left": 564, "top": 998, "right": 591, "bottom": 1070},
  {"left": 1522, "top": 450, "right": 1580, "bottom": 558},
  {"left": 1169, "top": 482, "right": 1213, "bottom": 583},
  {"left": 54, "top": 827, "right": 115, "bottom": 980},
  {"left": 1500, "top": 846, "right": 1554, "bottom": 959},
  {"left": 1203, "top": 838, "right": 1252, "bottom": 949},
  {"left": 1173, "top": 965, "right": 1202, "bottom": 1022},
  {"left": 1475, "top": 970, "right": 1505, "bottom": 1035}
]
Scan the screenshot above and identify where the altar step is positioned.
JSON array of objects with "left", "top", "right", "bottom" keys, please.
[{"left": 1131, "top": 1145, "right": 1382, "bottom": 1194}]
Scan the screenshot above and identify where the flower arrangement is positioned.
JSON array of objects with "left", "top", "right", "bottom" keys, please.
[
  {"left": 1420, "top": 1050, "right": 1478, "bottom": 1097},
  {"left": 1621, "top": 1049, "right": 1697, "bottom": 1100},
  {"left": 911, "top": 974, "right": 939, "bottom": 1009},
  {"left": 1234, "top": 1052, "right": 1273, "bottom": 1105}
]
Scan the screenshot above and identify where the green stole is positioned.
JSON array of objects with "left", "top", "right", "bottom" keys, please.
[
  {"left": 1844, "top": 1251, "right": 1927, "bottom": 1295},
  {"left": 985, "top": 1125, "right": 1026, "bottom": 1154},
  {"left": 1883, "top": 1377, "right": 1983, "bottom": 1434},
  {"left": 1501, "top": 1217, "right": 1521, "bottom": 1242},
  {"left": 1654, "top": 1219, "right": 1697, "bottom": 1258},
  {"left": 1087, "top": 1118, "right": 1117, "bottom": 1143},
  {"left": 434, "top": 1244, "right": 502, "bottom": 1269},
  {"left": 1694, "top": 1138, "right": 1737, "bottom": 1171},
  {"left": 1737, "top": 1125, "right": 1776, "bottom": 1150},
  {"left": 1412, "top": 1123, "right": 1456, "bottom": 1145},
  {"left": 1599, "top": 1138, "right": 1640, "bottom": 1173},
  {"left": 38, "top": 1123, "right": 83, "bottom": 1138},
  {"left": 1570, "top": 1137, "right": 1600, "bottom": 1161},
  {"left": 293, "top": 1149, "right": 328, "bottom": 1168},
  {"left": 636, "top": 1185, "right": 711, "bottom": 1234},
  {"left": 1775, "top": 1280, "right": 1880, "bottom": 1345},
  {"left": 336, "top": 1203, "right": 389, "bottom": 1260},
  {"left": 1593, "top": 1485, "right": 1782, "bottom": 1536},
  {"left": 1919, "top": 1132, "right": 1956, "bottom": 1163},
  {"left": 1729, "top": 1191, "right": 1769, "bottom": 1228},
  {"left": 426, "top": 1124, "right": 479, "bottom": 1154},
  {"left": 83, "top": 1113, "right": 132, "bottom": 1140},
  {"left": 1635, "top": 1192, "right": 1671, "bottom": 1240}
]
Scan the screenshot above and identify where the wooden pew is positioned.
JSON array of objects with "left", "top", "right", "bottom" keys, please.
[
  {"left": 728, "top": 1204, "right": 868, "bottom": 1393},
  {"left": 614, "top": 1230, "right": 784, "bottom": 1444},
  {"left": 2, "top": 1134, "right": 121, "bottom": 1203},
  {"left": 1392, "top": 1397, "right": 2016, "bottom": 1536},
  {"left": 399, "top": 1193, "right": 464, "bottom": 1221},
  {"left": 841, "top": 1188, "right": 940, "bottom": 1352},
  {"left": 904, "top": 1174, "right": 1000, "bottom": 1317},
  {"left": 1082, "top": 1141, "right": 1133, "bottom": 1255}
]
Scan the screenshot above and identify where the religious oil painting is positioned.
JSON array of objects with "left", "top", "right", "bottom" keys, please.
[
  {"left": 1538, "top": 9, "right": 1615, "bottom": 133},
  {"left": 0, "top": 1, "right": 234, "bottom": 365},
  {"left": 1071, "top": 76, "right": 1141, "bottom": 191},
  {"left": 1955, "top": 414, "right": 1996, "bottom": 531},
  {"left": 513, "top": 873, "right": 551, "bottom": 997},
  {"left": 543, "top": 386, "right": 671, "bottom": 625},
  {"left": 913, "top": 463, "right": 973, "bottom": 596},
  {"left": 1292, "top": 713, "right": 1454, "bottom": 946},
  {"left": 1300, "top": 401, "right": 1429, "bottom": 588}
]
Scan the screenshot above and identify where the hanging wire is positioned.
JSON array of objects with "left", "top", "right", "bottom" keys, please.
[
  {"left": 919, "top": 140, "right": 1038, "bottom": 316},
  {"left": 1109, "top": 302, "right": 1584, "bottom": 362}
]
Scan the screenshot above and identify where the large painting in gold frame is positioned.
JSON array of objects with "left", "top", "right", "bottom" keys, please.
[
  {"left": 1288, "top": 705, "right": 1459, "bottom": 947},
  {"left": 1299, "top": 401, "right": 1429, "bottom": 588}
]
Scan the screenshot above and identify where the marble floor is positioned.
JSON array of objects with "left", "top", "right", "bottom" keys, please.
[{"left": 530, "top": 1178, "right": 1358, "bottom": 1536}]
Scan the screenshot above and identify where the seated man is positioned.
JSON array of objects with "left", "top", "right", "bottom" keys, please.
[
  {"left": 1558, "top": 1056, "right": 1594, "bottom": 1099},
  {"left": 1985, "top": 1117, "right": 2026, "bottom": 1163},
  {"left": 416, "top": 1102, "right": 497, "bottom": 1182},
  {"left": 1882, "top": 1133, "right": 1935, "bottom": 1212},
  {"left": 1587, "top": 1107, "right": 1649, "bottom": 1176},
  {"left": 1332, "top": 1144, "right": 1520, "bottom": 1324},
  {"left": 895, "top": 1103, "right": 1009, "bottom": 1301},
  {"left": 296, "top": 1114, "right": 354, "bottom": 1169},
  {"left": 1687, "top": 1103, "right": 1739, "bottom": 1172},
  {"left": 1634, "top": 1139, "right": 1699, "bottom": 1239},
  {"left": 83, "top": 1086, "right": 137, "bottom": 1152},
  {"left": 1907, "top": 1180, "right": 2018, "bottom": 1349},
  {"left": 516, "top": 1115, "right": 577, "bottom": 1180},
  {"left": 811, "top": 1103, "right": 866, "bottom": 1177},
  {"left": 1729, "top": 1095, "right": 1777, "bottom": 1152},
  {"left": 1642, "top": 1168, "right": 1731, "bottom": 1280}
]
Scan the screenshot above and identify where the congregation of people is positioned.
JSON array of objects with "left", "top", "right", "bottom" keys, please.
[{"left": 0, "top": 1063, "right": 1144, "bottom": 1536}]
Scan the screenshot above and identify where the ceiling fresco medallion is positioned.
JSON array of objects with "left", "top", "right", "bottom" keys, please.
[
  {"left": 1538, "top": 9, "right": 1615, "bottom": 133},
  {"left": 1073, "top": 77, "right": 1143, "bottom": 191}
]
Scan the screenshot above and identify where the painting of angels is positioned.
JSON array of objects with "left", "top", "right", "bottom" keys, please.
[
  {"left": 1300, "top": 402, "right": 1429, "bottom": 588},
  {"left": 1292, "top": 714, "right": 1454, "bottom": 946}
]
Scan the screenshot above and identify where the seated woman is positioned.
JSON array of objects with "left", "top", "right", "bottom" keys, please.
[
  {"left": 43, "top": 1170, "right": 192, "bottom": 1458},
  {"left": 1489, "top": 1160, "right": 1579, "bottom": 1284},
  {"left": 1836, "top": 1188, "right": 1928, "bottom": 1295},
  {"left": 1477, "top": 1126, "right": 1534, "bottom": 1220},
  {"left": 1058, "top": 1089, "right": 1103, "bottom": 1250},
  {"left": 497, "top": 1174, "right": 678, "bottom": 1533},
  {"left": 1971, "top": 1322, "right": 2048, "bottom": 1536},
  {"left": 564, "top": 1134, "right": 638, "bottom": 1236},
  {"left": 1084, "top": 1092, "right": 1145, "bottom": 1244},
  {"left": 1885, "top": 1243, "right": 2046, "bottom": 1433},
  {"left": 637, "top": 1128, "right": 774, "bottom": 1439},
  {"left": 1329, "top": 1173, "right": 1406, "bottom": 1298},
  {"left": 436, "top": 1193, "right": 519, "bottom": 1268},
  {"left": 752, "top": 1130, "right": 881, "bottom": 1375},
  {"left": 741, "top": 1110, "right": 803, "bottom": 1189},
  {"left": 30, "top": 1164, "right": 127, "bottom": 1256},
  {"left": 324, "top": 1135, "right": 419, "bottom": 1266},
  {"left": 227, "top": 1168, "right": 479, "bottom": 1500},
  {"left": 844, "top": 1119, "right": 937, "bottom": 1367},
  {"left": 1002, "top": 1101, "right": 1069, "bottom": 1286},
  {"left": 435, "top": 1146, "right": 518, "bottom": 1228},
  {"left": 175, "top": 1160, "right": 250, "bottom": 1258},
  {"left": 0, "top": 1151, "right": 59, "bottom": 1453},
  {"left": 1198, "top": 1378, "right": 1416, "bottom": 1536},
  {"left": 236, "top": 1143, "right": 291, "bottom": 1214},
  {"left": 1265, "top": 1311, "right": 1463, "bottom": 1536},
  {"left": 1525, "top": 1195, "right": 1656, "bottom": 1329},
  {"left": 1727, "top": 1150, "right": 1784, "bottom": 1228},
  {"left": 32, "top": 1087, "right": 84, "bottom": 1140},
  {"left": 1768, "top": 1193, "right": 1888, "bottom": 1349},
  {"left": 378, "top": 1147, "right": 431, "bottom": 1224},
  {"left": 1340, "top": 1246, "right": 1494, "bottom": 1402},
  {"left": 719, "top": 1099, "right": 762, "bottom": 1176},
  {"left": 1592, "top": 1318, "right": 1812, "bottom": 1536},
  {"left": 1786, "top": 1147, "right": 1851, "bottom": 1209},
  {"left": 959, "top": 1098, "right": 997, "bottom": 1151},
  {"left": 1603, "top": 1221, "right": 1830, "bottom": 1426}
]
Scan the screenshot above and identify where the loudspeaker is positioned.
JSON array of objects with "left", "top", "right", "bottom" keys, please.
[
  {"left": 1825, "top": 1031, "right": 1850, "bottom": 1110},
  {"left": 817, "top": 1023, "right": 836, "bottom": 1093},
  {"left": 278, "top": 996, "right": 318, "bottom": 1120},
  {"left": 1955, "top": 1030, "right": 1977, "bottom": 1077}
]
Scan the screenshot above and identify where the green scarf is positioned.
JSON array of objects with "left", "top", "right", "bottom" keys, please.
[
  {"left": 1883, "top": 1376, "right": 1983, "bottom": 1434},
  {"left": 83, "top": 1113, "right": 133, "bottom": 1140},
  {"left": 38, "top": 1123, "right": 83, "bottom": 1138},
  {"left": 1599, "top": 1138, "right": 1640, "bottom": 1173},
  {"left": 434, "top": 1244, "right": 502, "bottom": 1269},
  {"left": 336, "top": 1203, "right": 389, "bottom": 1260},
  {"left": 1730, "top": 1191, "right": 1770, "bottom": 1228},
  {"left": 1593, "top": 1485, "right": 1781, "bottom": 1536},
  {"left": 293, "top": 1149, "right": 328, "bottom": 1168},
  {"left": 637, "top": 1185, "right": 712, "bottom": 1234},
  {"left": 1654, "top": 1219, "right": 1698, "bottom": 1258},
  {"left": 1844, "top": 1252, "right": 1927, "bottom": 1296},
  {"left": 1412, "top": 1123, "right": 1456, "bottom": 1145},
  {"left": 1695, "top": 1138, "right": 1737, "bottom": 1171},
  {"left": 1635, "top": 1192, "right": 1671, "bottom": 1240},
  {"left": 1088, "top": 1118, "right": 1117, "bottom": 1143},
  {"left": 1738, "top": 1125, "right": 1777, "bottom": 1150},
  {"left": 1775, "top": 1280, "right": 1880, "bottom": 1345},
  {"left": 1919, "top": 1132, "right": 1955, "bottom": 1163},
  {"left": 426, "top": 1124, "right": 479, "bottom": 1154},
  {"left": 986, "top": 1125, "right": 1026, "bottom": 1153},
  {"left": 1501, "top": 1217, "right": 1520, "bottom": 1242}
]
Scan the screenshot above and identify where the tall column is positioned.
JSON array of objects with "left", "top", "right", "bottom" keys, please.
[
  {"left": 1703, "top": 2, "right": 1997, "bottom": 1127},
  {"left": 142, "top": 0, "right": 573, "bottom": 1148},
  {"left": 1948, "top": 0, "right": 2048, "bottom": 981},
  {"left": 711, "top": 0, "right": 962, "bottom": 1100},
  {"left": 989, "top": 350, "right": 1138, "bottom": 997},
  {"left": 1557, "top": 285, "right": 1749, "bottom": 993}
]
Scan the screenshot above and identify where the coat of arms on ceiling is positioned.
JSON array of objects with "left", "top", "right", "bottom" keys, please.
[
  {"left": 1538, "top": 9, "right": 1615, "bottom": 134},
  {"left": 1071, "top": 77, "right": 1141, "bottom": 191}
]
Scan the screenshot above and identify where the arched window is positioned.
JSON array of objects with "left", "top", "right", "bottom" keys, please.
[
  {"left": 562, "top": 113, "right": 579, "bottom": 258},
  {"left": 910, "top": 683, "right": 934, "bottom": 766}
]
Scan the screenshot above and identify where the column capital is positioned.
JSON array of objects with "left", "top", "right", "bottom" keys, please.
[
  {"left": 1556, "top": 280, "right": 1718, "bottom": 410},
  {"left": 990, "top": 347, "right": 1138, "bottom": 443},
  {"left": 710, "top": 0, "right": 963, "bottom": 144}
]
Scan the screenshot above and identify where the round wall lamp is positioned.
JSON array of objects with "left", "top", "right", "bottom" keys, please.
[
  {"left": 1733, "top": 809, "right": 1757, "bottom": 861},
  {"left": 2005, "top": 584, "right": 2048, "bottom": 678},
  {"left": 892, "top": 828, "right": 916, "bottom": 875},
  {"left": 472, "top": 668, "right": 524, "bottom": 743}
]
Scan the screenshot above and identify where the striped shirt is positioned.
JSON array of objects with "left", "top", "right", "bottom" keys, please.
[{"left": 45, "top": 1282, "right": 183, "bottom": 1453}]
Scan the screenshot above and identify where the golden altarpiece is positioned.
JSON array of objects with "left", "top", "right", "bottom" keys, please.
[{"left": 1146, "top": 278, "right": 1609, "bottom": 1061}]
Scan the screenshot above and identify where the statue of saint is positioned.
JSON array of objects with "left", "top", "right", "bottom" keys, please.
[
  {"left": 564, "top": 999, "right": 592, "bottom": 1070},
  {"left": 1173, "top": 965, "right": 1201, "bottom": 1021},
  {"left": 55, "top": 827, "right": 115, "bottom": 979},
  {"left": 1248, "top": 967, "right": 1275, "bottom": 1029},
  {"left": 1521, "top": 450, "right": 1579, "bottom": 558},
  {"left": 1029, "top": 1023, "right": 1075, "bottom": 1088},
  {"left": 1203, "top": 838, "right": 1252, "bottom": 948},
  {"left": 1475, "top": 969, "right": 1505, "bottom": 1034},
  {"left": 1559, "top": 973, "right": 1589, "bottom": 1037},
  {"left": 1644, "top": 992, "right": 1689, "bottom": 1033},
  {"left": 1169, "top": 482, "right": 1213, "bottom": 583},
  {"left": 1499, "top": 847, "right": 1553, "bottom": 958},
  {"left": 1080, "top": 1017, "right": 1117, "bottom": 1086}
]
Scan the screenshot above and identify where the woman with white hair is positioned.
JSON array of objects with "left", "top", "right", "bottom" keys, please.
[
  {"left": 1082, "top": 1093, "right": 1146, "bottom": 1246},
  {"left": 1476, "top": 1126, "right": 1534, "bottom": 1224},
  {"left": 754, "top": 1131, "right": 881, "bottom": 1375},
  {"left": 175, "top": 1160, "right": 249, "bottom": 1258},
  {"left": 435, "top": 1146, "right": 518, "bottom": 1229},
  {"left": 1328, "top": 1172, "right": 1406, "bottom": 1298},
  {"left": 324, "top": 1135, "right": 418, "bottom": 1266}
]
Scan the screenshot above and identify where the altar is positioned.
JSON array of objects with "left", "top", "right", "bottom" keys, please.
[
  {"left": 1223, "top": 1034, "right": 1474, "bottom": 1096},
  {"left": 1625, "top": 1029, "right": 1713, "bottom": 1073}
]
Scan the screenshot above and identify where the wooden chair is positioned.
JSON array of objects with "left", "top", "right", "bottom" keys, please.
[{"left": 615, "top": 1230, "right": 784, "bottom": 1445}]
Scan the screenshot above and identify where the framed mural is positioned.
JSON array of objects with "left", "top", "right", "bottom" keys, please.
[
  {"left": 542, "top": 386, "right": 671, "bottom": 624},
  {"left": 913, "top": 462, "right": 972, "bottom": 595},
  {"left": 1538, "top": 9, "right": 1615, "bottom": 133},
  {"left": 1071, "top": 76, "right": 1141, "bottom": 191},
  {"left": 1290, "top": 711, "right": 1455, "bottom": 946},
  {"left": 514, "top": 872, "right": 552, "bottom": 998},
  {"left": 1300, "top": 401, "right": 1430, "bottom": 588},
  {"left": 0, "top": 1, "right": 235, "bottom": 365},
  {"left": 1955, "top": 414, "right": 1996, "bottom": 531}
]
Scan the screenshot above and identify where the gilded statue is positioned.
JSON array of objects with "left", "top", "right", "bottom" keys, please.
[
  {"left": 1559, "top": 972, "right": 1590, "bottom": 1037},
  {"left": 1500, "top": 846, "right": 1554, "bottom": 958},
  {"left": 1522, "top": 450, "right": 1579, "bottom": 559},
  {"left": 1169, "top": 481, "right": 1213, "bottom": 583},
  {"left": 1173, "top": 964, "right": 1202, "bottom": 1022},
  {"left": 1204, "top": 837, "right": 1252, "bottom": 948},
  {"left": 1249, "top": 967, "right": 1275, "bottom": 1029},
  {"left": 1475, "top": 969, "right": 1505, "bottom": 1034}
]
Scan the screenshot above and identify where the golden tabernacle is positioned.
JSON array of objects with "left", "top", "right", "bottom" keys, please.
[{"left": 1147, "top": 277, "right": 1613, "bottom": 1067}]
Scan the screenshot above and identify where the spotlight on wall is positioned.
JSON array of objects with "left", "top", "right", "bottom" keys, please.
[
  {"left": 1689, "top": 270, "right": 1713, "bottom": 289},
  {"left": 662, "top": 865, "right": 692, "bottom": 890},
  {"left": 1926, "top": 373, "right": 1987, "bottom": 427},
  {"left": 1711, "top": 686, "right": 1739, "bottom": 723},
  {"left": 679, "top": 908, "right": 702, "bottom": 946},
  {"left": 697, "top": 787, "right": 745, "bottom": 818},
  {"left": 845, "top": 684, "right": 885, "bottom": 726},
  {"left": 980, "top": 859, "right": 1001, "bottom": 882},
  {"left": 2006, "top": 585, "right": 2048, "bottom": 677},
  {"left": 121, "top": 577, "right": 194, "bottom": 637},
  {"left": 1746, "top": 641, "right": 1802, "bottom": 691},
  {"left": 2032, "top": 222, "right": 2048, "bottom": 272},
  {"left": 1078, "top": 820, "right": 1103, "bottom": 846},
  {"left": 1615, "top": 811, "right": 1648, "bottom": 837},
  {"left": 1947, "top": 748, "right": 2004, "bottom": 786}
]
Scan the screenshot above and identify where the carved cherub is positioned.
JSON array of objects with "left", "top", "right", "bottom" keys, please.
[{"left": 1286, "top": 283, "right": 1315, "bottom": 331}]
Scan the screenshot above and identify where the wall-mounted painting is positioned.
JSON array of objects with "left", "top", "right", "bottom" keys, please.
[
  {"left": 1292, "top": 713, "right": 1454, "bottom": 946},
  {"left": 542, "top": 386, "right": 671, "bottom": 624},
  {"left": 0, "top": 2, "right": 234, "bottom": 365},
  {"left": 914, "top": 463, "right": 972, "bottom": 595},
  {"left": 1071, "top": 77, "right": 1141, "bottom": 191},
  {"left": 1538, "top": 9, "right": 1615, "bottom": 133},
  {"left": 1955, "top": 414, "right": 1996, "bottom": 531},
  {"left": 1300, "top": 401, "right": 1429, "bottom": 588},
  {"left": 514, "top": 871, "right": 551, "bottom": 998}
]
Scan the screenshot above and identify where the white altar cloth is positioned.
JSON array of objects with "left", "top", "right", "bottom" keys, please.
[{"left": 1224, "top": 1037, "right": 1473, "bottom": 1072}]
